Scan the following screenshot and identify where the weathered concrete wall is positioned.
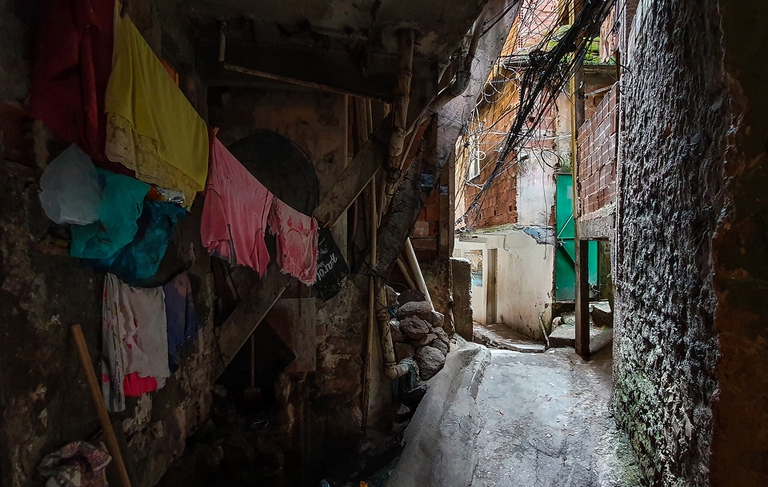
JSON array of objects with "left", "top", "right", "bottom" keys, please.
[
  {"left": 451, "top": 258, "right": 473, "bottom": 341},
  {"left": 0, "top": 2, "right": 220, "bottom": 485},
  {"left": 613, "top": 0, "right": 726, "bottom": 484},
  {"left": 493, "top": 232, "right": 553, "bottom": 340}
]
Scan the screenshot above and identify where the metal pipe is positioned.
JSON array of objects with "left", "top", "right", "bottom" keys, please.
[
  {"left": 376, "top": 283, "right": 411, "bottom": 380},
  {"left": 424, "top": 9, "right": 487, "bottom": 117}
]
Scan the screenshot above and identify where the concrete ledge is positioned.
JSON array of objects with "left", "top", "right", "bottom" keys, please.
[
  {"left": 577, "top": 204, "right": 615, "bottom": 240},
  {"left": 387, "top": 341, "right": 491, "bottom": 487}
]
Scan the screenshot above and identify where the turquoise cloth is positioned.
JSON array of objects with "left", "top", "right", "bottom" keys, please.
[
  {"left": 84, "top": 200, "right": 186, "bottom": 284},
  {"left": 70, "top": 169, "right": 150, "bottom": 260}
]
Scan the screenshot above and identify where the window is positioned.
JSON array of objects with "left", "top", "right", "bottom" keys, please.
[{"left": 464, "top": 250, "right": 483, "bottom": 287}]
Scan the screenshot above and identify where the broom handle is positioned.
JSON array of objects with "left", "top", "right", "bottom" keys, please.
[
  {"left": 71, "top": 324, "right": 132, "bottom": 487},
  {"left": 250, "top": 334, "right": 255, "bottom": 389}
]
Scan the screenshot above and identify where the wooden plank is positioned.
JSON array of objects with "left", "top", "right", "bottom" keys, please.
[
  {"left": 313, "top": 114, "right": 391, "bottom": 226},
  {"left": 213, "top": 262, "right": 292, "bottom": 376}
]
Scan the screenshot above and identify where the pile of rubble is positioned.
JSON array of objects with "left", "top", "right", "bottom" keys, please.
[{"left": 387, "top": 295, "right": 450, "bottom": 381}]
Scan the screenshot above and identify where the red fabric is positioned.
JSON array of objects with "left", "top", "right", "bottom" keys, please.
[
  {"left": 29, "top": 0, "right": 127, "bottom": 175},
  {"left": 122, "top": 373, "right": 157, "bottom": 397}
]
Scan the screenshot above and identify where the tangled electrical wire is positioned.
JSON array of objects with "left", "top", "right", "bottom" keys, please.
[{"left": 457, "top": 0, "right": 617, "bottom": 229}]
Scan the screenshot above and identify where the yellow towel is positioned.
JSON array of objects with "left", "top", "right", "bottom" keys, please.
[{"left": 105, "top": 11, "right": 208, "bottom": 208}]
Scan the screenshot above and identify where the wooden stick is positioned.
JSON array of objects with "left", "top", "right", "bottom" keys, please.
[
  {"left": 71, "top": 324, "right": 133, "bottom": 487},
  {"left": 396, "top": 257, "right": 417, "bottom": 289}
]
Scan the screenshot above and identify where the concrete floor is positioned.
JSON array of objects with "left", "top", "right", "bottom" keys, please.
[
  {"left": 388, "top": 342, "right": 640, "bottom": 487},
  {"left": 470, "top": 347, "right": 640, "bottom": 486}
]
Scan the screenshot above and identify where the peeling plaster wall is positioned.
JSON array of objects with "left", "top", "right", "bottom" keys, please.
[{"left": 613, "top": 0, "right": 727, "bottom": 484}]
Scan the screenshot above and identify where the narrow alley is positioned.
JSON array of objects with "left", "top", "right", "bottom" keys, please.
[{"left": 1, "top": 0, "right": 767, "bottom": 486}]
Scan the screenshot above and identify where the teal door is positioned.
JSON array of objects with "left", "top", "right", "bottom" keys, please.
[{"left": 555, "top": 174, "right": 597, "bottom": 301}]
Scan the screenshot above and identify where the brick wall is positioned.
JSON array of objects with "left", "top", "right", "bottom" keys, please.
[{"left": 577, "top": 83, "right": 617, "bottom": 216}]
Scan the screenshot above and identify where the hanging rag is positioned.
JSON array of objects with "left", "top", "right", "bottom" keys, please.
[
  {"left": 101, "top": 273, "right": 169, "bottom": 412},
  {"left": 83, "top": 200, "right": 186, "bottom": 284},
  {"left": 70, "top": 169, "right": 150, "bottom": 260},
  {"left": 38, "top": 440, "right": 111, "bottom": 487},
  {"left": 104, "top": 9, "right": 209, "bottom": 208},
  {"left": 268, "top": 198, "right": 319, "bottom": 285},
  {"left": 201, "top": 138, "right": 274, "bottom": 275},
  {"left": 29, "top": 0, "right": 115, "bottom": 165},
  {"left": 122, "top": 374, "right": 158, "bottom": 397},
  {"left": 163, "top": 271, "right": 198, "bottom": 372}
]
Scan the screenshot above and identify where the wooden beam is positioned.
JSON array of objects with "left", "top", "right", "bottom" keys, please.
[
  {"left": 574, "top": 238, "right": 591, "bottom": 357},
  {"left": 313, "top": 114, "right": 391, "bottom": 226},
  {"left": 213, "top": 262, "right": 292, "bottom": 376}
]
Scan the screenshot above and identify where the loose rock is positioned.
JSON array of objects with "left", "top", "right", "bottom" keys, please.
[
  {"left": 385, "top": 285, "right": 399, "bottom": 309},
  {"left": 395, "top": 343, "right": 416, "bottom": 362},
  {"left": 400, "top": 316, "right": 430, "bottom": 340},
  {"left": 416, "top": 346, "right": 446, "bottom": 380},
  {"left": 417, "top": 333, "right": 438, "bottom": 347},
  {"left": 390, "top": 320, "right": 405, "bottom": 343},
  {"left": 397, "top": 288, "right": 426, "bottom": 306},
  {"left": 397, "top": 300, "right": 433, "bottom": 320},
  {"left": 432, "top": 338, "right": 449, "bottom": 355},
  {"left": 433, "top": 326, "right": 450, "bottom": 345},
  {"left": 429, "top": 310, "right": 445, "bottom": 328}
]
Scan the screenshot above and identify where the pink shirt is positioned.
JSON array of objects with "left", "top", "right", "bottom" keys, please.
[{"left": 201, "top": 138, "right": 274, "bottom": 276}]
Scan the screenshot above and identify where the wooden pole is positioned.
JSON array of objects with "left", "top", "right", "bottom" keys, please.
[
  {"left": 404, "top": 238, "right": 434, "bottom": 309},
  {"left": 71, "top": 324, "right": 132, "bottom": 487},
  {"left": 570, "top": 0, "right": 590, "bottom": 359},
  {"left": 396, "top": 257, "right": 417, "bottom": 289}
]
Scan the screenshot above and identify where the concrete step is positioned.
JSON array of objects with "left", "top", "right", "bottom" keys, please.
[{"left": 473, "top": 322, "right": 546, "bottom": 353}]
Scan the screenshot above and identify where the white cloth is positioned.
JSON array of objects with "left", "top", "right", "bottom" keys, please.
[{"left": 101, "top": 273, "right": 169, "bottom": 412}]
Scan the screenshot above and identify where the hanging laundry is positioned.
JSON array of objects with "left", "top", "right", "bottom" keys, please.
[
  {"left": 163, "top": 272, "right": 198, "bottom": 372},
  {"left": 70, "top": 169, "right": 150, "bottom": 260},
  {"left": 201, "top": 138, "right": 274, "bottom": 276},
  {"left": 38, "top": 440, "right": 111, "bottom": 487},
  {"left": 314, "top": 226, "right": 350, "bottom": 301},
  {"left": 101, "top": 274, "right": 170, "bottom": 412},
  {"left": 83, "top": 200, "right": 186, "bottom": 285},
  {"left": 104, "top": 9, "right": 209, "bottom": 208},
  {"left": 39, "top": 145, "right": 103, "bottom": 225},
  {"left": 268, "top": 198, "right": 319, "bottom": 285},
  {"left": 29, "top": 0, "right": 115, "bottom": 165},
  {"left": 123, "top": 374, "right": 158, "bottom": 397}
]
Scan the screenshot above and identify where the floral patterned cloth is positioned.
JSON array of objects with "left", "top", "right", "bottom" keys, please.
[{"left": 38, "top": 441, "right": 111, "bottom": 487}]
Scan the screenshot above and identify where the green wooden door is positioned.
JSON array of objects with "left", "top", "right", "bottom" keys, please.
[{"left": 555, "top": 174, "right": 597, "bottom": 301}]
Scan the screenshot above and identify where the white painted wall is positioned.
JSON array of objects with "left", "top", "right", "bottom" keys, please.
[
  {"left": 492, "top": 231, "right": 554, "bottom": 339},
  {"left": 516, "top": 148, "right": 558, "bottom": 226}
]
